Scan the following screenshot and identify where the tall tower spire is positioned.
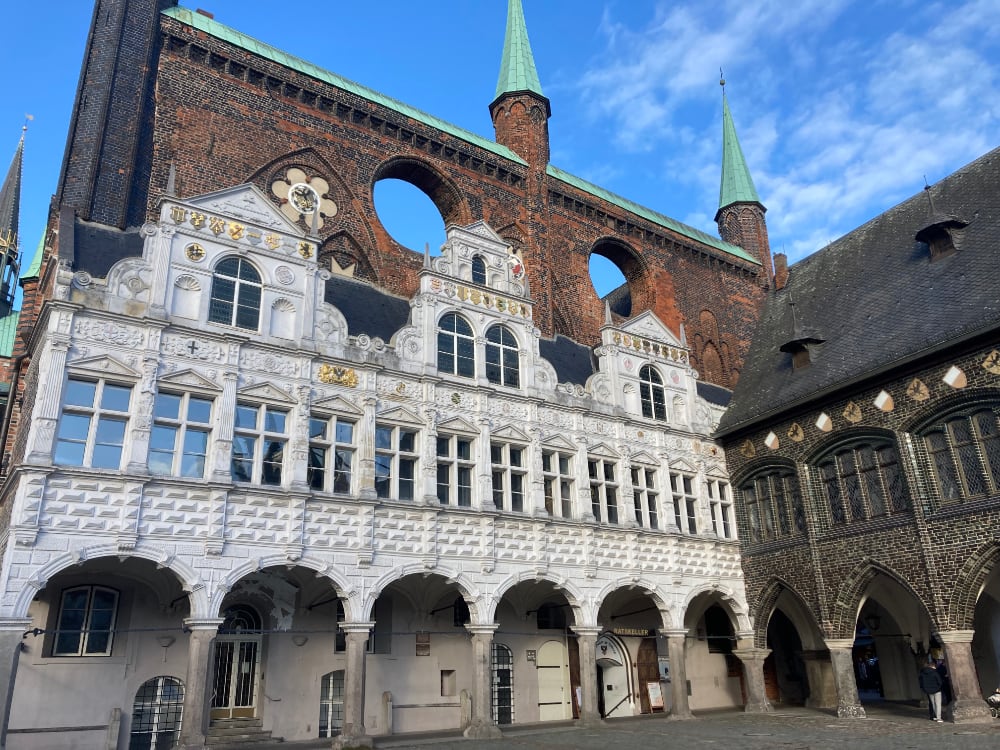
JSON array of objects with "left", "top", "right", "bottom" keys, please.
[
  {"left": 0, "top": 130, "right": 25, "bottom": 315},
  {"left": 714, "top": 79, "right": 772, "bottom": 286},
  {"left": 490, "top": 0, "right": 550, "bottom": 168}
]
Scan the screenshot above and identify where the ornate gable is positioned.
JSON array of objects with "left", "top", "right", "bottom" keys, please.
[
  {"left": 541, "top": 434, "right": 577, "bottom": 452},
  {"left": 237, "top": 382, "right": 296, "bottom": 404},
  {"left": 586, "top": 441, "right": 620, "bottom": 458},
  {"left": 158, "top": 369, "right": 223, "bottom": 393},
  {"left": 491, "top": 424, "right": 531, "bottom": 442},
  {"left": 619, "top": 311, "right": 683, "bottom": 347},
  {"left": 67, "top": 355, "right": 141, "bottom": 379},
  {"left": 311, "top": 394, "right": 364, "bottom": 416},
  {"left": 376, "top": 405, "right": 423, "bottom": 424},
  {"left": 437, "top": 416, "right": 479, "bottom": 435},
  {"left": 183, "top": 184, "right": 303, "bottom": 235}
]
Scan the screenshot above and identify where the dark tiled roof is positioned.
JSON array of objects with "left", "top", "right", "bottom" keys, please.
[
  {"left": 697, "top": 381, "right": 732, "bottom": 407},
  {"left": 323, "top": 275, "right": 411, "bottom": 341},
  {"left": 539, "top": 335, "right": 596, "bottom": 386},
  {"left": 72, "top": 221, "right": 144, "bottom": 278},
  {"left": 718, "top": 146, "right": 1000, "bottom": 435}
]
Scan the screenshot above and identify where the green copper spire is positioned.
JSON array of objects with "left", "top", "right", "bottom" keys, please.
[
  {"left": 719, "top": 90, "right": 761, "bottom": 210},
  {"left": 495, "top": 0, "right": 544, "bottom": 101}
]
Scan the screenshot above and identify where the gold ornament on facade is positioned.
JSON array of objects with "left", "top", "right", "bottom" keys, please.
[
  {"left": 298, "top": 242, "right": 314, "bottom": 259},
  {"left": 843, "top": 401, "right": 862, "bottom": 423},
  {"left": 983, "top": 350, "right": 1000, "bottom": 375},
  {"left": 209, "top": 216, "right": 226, "bottom": 235},
  {"left": 906, "top": 378, "right": 930, "bottom": 402},
  {"left": 228, "top": 222, "right": 245, "bottom": 241},
  {"left": 740, "top": 439, "right": 756, "bottom": 458},
  {"left": 185, "top": 243, "right": 206, "bottom": 262},
  {"left": 190, "top": 212, "right": 206, "bottom": 229},
  {"left": 317, "top": 364, "right": 358, "bottom": 388},
  {"left": 787, "top": 423, "right": 804, "bottom": 442},
  {"left": 271, "top": 168, "right": 338, "bottom": 228},
  {"left": 170, "top": 205, "right": 187, "bottom": 223}
]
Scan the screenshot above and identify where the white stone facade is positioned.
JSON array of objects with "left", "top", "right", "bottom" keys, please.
[{"left": 0, "top": 186, "right": 751, "bottom": 749}]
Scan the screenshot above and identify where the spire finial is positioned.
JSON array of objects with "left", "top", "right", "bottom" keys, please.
[
  {"left": 923, "top": 175, "right": 937, "bottom": 214},
  {"left": 495, "top": 0, "right": 545, "bottom": 102},
  {"left": 604, "top": 300, "right": 612, "bottom": 326},
  {"left": 719, "top": 68, "right": 726, "bottom": 92}
]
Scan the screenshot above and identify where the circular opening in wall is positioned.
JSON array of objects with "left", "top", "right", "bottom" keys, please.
[
  {"left": 589, "top": 250, "right": 631, "bottom": 317},
  {"left": 373, "top": 178, "right": 447, "bottom": 256}
]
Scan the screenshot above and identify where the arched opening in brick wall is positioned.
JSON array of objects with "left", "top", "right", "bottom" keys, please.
[
  {"left": 588, "top": 239, "right": 648, "bottom": 319},
  {"left": 373, "top": 158, "right": 468, "bottom": 256}
]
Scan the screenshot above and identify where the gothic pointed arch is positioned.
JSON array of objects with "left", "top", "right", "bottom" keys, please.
[
  {"left": 753, "top": 577, "right": 825, "bottom": 649},
  {"left": 320, "top": 231, "right": 376, "bottom": 283},
  {"left": 372, "top": 156, "right": 473, "bottom": 229},
  {"left": 700, "top": 341, "right": 724, "bottom": 385},
  {"left": 830, "top": 560, "right": 932, "bottom": 638},
  {"left": 948, "top": 540, "right": 1000, "bottom": 629}
]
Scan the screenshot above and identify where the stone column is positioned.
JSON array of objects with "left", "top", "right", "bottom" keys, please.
[
  {"left": 23, "top": 339, "right": 70, "bottom": 464},
  {"left": 661, "top": 629, "right": 692, "bottom": 719},
  {"left": 357, "top": 397, "right": 377, "bottom": 500},
  {"left": 801, "top": 649, "right": 838, "bottom": 709},
  {"left": 209, "top": 371, "right": 238, "bottom": 482},
  {"left": 179, "top": 618, "right": 224, "bottom": 750},
  {"left": 464, "top": 624, "right": 502, "bottom": 739},
  {"left": 334, "top": 623, "right": 375, "bottom": 749},
  {"left": 825, "top": 639, "right": 865, "bottom": 718},
  {"left": 938, "top": 630, "right": 992, "bottom": 723},
  {"left": 0, "top": 619, "right": 30, "bottom": 750},
  {"left": 573, "top": 626, "right": 603, "bottom": 726},
  {"left": 732, "top": 645, "right": 773, "bottom": 713}
]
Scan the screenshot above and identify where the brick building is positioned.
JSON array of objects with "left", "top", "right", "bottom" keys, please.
[
  {"left": 716, "top": 147, "right": 1000, "bottom": 722},
  {"left": 0, "top": 1, "right": 777, "bottom": 748}
]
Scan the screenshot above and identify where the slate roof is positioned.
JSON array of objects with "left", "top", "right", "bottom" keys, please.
[
  {"left": 324, "top": 275, "right": 411, "bottom": 341},
  {"left": 71, "top": 221, "right": 144, "bottom": 279},
  {"left": 718, "top": 146, "right": 1000, "bottom": 436},
  {"left": 538, "top": 335, "right": 597, "bottom": 386}
]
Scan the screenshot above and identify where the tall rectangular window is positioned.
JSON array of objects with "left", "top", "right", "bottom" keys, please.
[
  {"left": 707, "top": 479, "right": 733, "bottom": 539},
  {"left": 491, "top": 442, "right": 526, "bottom": 512},
  {"left": 588, "top": 458, "right": 619, "bottom": 524},
  {"left": 543, "top": 450, "right": 574, "bottom": 518},
  {"left": 53, "top": 585, "right": 119, "bottom": 656},
  {"left": 670, "top": 472, "right": 698, "bottom": 534},
  {"left": 437, "top": 434, "right": 474, "bottom": 506},
  {"left": 631, "top": 466, "right": 659, "bottom": 529},
  {"left": 375, "top": 425, "right": 418, "bottom": 500},
  {"left": 148, "top": 392, "right": 212, "bottom": 478},
  {"left": 308, "top": 415, "right": 355, "bottom": 494},
  {"left": 54, "top": 378, "right": 133, "bottom": 469},
  {"left": 231, "top": 402, "right": 287, "bottom": 485}
]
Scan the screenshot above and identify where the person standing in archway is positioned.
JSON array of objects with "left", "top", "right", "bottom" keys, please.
[{"left": 919, "top": 657, "right": 945, "bottom": 722}]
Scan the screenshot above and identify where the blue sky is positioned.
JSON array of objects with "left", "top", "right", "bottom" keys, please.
[{"left": 3, "top": 1, "right": 998, "bottom": 295}]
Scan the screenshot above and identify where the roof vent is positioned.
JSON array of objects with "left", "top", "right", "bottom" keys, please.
[
  {"left": 779, "top": 295, "right": 824, "bottom": 370},
  {"left": 916, "top": 182, "right": 967, "bottom": 262}
]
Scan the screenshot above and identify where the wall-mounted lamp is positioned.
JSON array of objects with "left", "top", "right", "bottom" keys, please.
[
  {"left": 156, "top": 635, "right": 175, "bottom": 663},
  {"left": 292, "top": 635, "right": 309, "bottom": 647}
]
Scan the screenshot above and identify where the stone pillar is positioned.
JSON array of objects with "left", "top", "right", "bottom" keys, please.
[
  {"left": 573, "top": 626, "right": 603, "bottom": 726},
  {"left": 357, "top": 397, "right": 377, "bottom": 500},
  {"left": 938, "top": 630, "right": 992, "bottom": 723},
  {"left": 732, "top": 645, "right": 773, "bottom": 713},
  {"left": 464, "top": 624, "right": 502, "bottom": 739},
  {"left": 209, "top": 371, "right": 238, "bottom": 482},
  {"left": 0, "top": 619, "right": 30, "bottom": 750},
  {"left": 334, "top": 623, "right": 374, "bottom": 749},
  {"left": 661, "top": 629, "right": 692, "bottom": 719},
  {"left": 179, "top": 618, "right": 224, "bottom": 750},
  {"left": 801, "top": 649, "right": 837, "bottom": 709},
  {"left": 825, "top": 639, "right": 865, "bottom": 718}
]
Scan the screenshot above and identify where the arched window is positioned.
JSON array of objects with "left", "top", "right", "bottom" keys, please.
[
  {"left": 437, "top": 313, "right": 475, "bottom": 378},
  {"left": 471, "top": 255, "right": 487, "bottom": 285},
  {"left": 209, "top": 257, "right": 262, "bottom": 330},
  {"left": 319, "top": 670, "right": 345, "bottom": 738},
  {"left": 738, "top": 467, "right": 806, "bottom": 542},
  {"left": 639, "top": 366, "right": 667, "bottom": 420},
  {"left": 485, "top": 326, "right": 520, "bottom": 388},
  {"left": 129, "top": 676, "right": 184, "bottom": 750},
  {"left": 922, "top": 404, "right": 1000, "bottom": 501},
  {"left": 815, "top": 438, "right": 909, "bottom": 524},
  {"left": 492, "top": 643, "right": 514, "bottom": 725}
]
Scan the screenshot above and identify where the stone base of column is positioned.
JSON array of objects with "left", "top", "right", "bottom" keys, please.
[
  {"left": 332, "top": 730, "right": 373, "bottom": 749},
  {"left": 577, "top": 710, "right": 605, "bottom": 728},
  {"left": 949, "top": 697, "right": 993, "bottom": 724},
  {"left": 178, "top": 737, "right": 207, "bottom": 750},
  {"left": 744, "top": 699, "right": 773, "bottom": 714},
  {"left": 836, "top": 701, "right": 866, "bottom": 718},
  {"left": 463, "top": 718, "right": 503, "bottom": 739},
  {"left": 667, "top": 708, "right": 694, "bottom": 720}
]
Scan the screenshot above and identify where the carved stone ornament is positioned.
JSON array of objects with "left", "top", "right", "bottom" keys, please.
[
  {"left": 317, "top": 364, "right": 358, "bottom": 388},
  {"left": 271, "top": 168, "right": 338, "bottom": 228},
  {"left": 983, "top": 350, "right": 1000, "bottom": 375},
  {"left": 843, "top": 401, "right": 863, "bottom": 423}
]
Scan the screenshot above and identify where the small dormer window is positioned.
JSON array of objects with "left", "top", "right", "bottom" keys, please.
[
  {"left": 471, "top": 255, "right": 487, "bottom": 285},
  {"left": 915, "top": 223, "right": 960, "bottom": 262}
]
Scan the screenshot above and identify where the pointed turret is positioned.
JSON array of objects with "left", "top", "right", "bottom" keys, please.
[
  {"left": 714, "top": 82, "right": 772, "bottom": 286},
  {"left": 0, "top": 132, "right": 24, "bottom": 315},
  {"left": 490, "top": 0, "right": 550, "bottom": 168}
]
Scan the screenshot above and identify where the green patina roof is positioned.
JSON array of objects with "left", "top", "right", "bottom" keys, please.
[
  {"left": 0, "top": 311, "right": 18, "bottom": 358},
  {"left": 719, "top": 93, "right": 761, "bottom": 210},
  {"left": 21, "top": 232, "right": 43, "bottom": 281},
  {"left": 547, "top": 165, "right": 759, "bottom": 265},
  {"left": 495, "top": 0, "right": 544, "bottom": 101},
  {"left": 162, "top": 7, "right": 527, "bottom": 167}
]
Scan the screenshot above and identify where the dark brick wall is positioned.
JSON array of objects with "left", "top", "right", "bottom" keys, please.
[{"left": 719, "top": 339, "right": 1000, "bottom": 643}]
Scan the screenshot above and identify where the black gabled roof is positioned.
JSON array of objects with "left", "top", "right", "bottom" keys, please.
[
  {"left": 538, "top": 334, "right": 597, "bottom": 386},
  {"left": 697, "top": 381, "right": 732, "bottom": 407},
  {"left": 72, "top": 221, "right": 145, "bottom": 278},
  {"left": 718, "top": 146, "right": 1000, "bottom": 435},
  {"left": 324, "top": 274, "right": 411, "bottom": 341}
]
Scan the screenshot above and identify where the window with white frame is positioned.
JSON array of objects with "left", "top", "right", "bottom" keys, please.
[
  {"left": 588, "top": 458, "right": 620, "bottom": 524},
  {"left": 208, "top": 256, "right": 262, "bottom": 330},
  {"left": 491, "top": 441, "right": 526, "bottom": 512},
  {"left": 630, "top": 465, "right": 660, "bottom": 529},
  {"left": 375, "top": 424, "right": 418, "bottom": 500},
  {"left": 437, "top": 433, "right": 474, "bottom": 506},
  {"left": 54, "top": 378, "right": 133, "bottom": 469},
  {"left": 707, "top": 479, "right": 734, "bottom": 539},
  {"left": 318, "top": 670, "right": 345, "bottom": 738},
  {"left": 148, "top": 392, "right": 212, "bottom": 478},
  {"left": 471, "top": 255, "right": 488, "bottom": 285},
  {"left": 129, "top": 676, "right": 184, "bottom": 750},
  {"left": 543, "top": 449, "right": 574, "bottom": 518},
  {"left": 485, "top": 325, "right": 520, "bottom": 388},
  {"left": 669, "top": 471, "right": 698, "bottom": 533},
  {"left": 437, "top": 313, "right": 475, "bottom": 378},
  {"left": 231, "top": 402, "right": 287, "bottom": 485},
  {"left": 308, "top": 415, "right": 355, "bottom": 493},
  {"left": 639, "top": 365, "right": 667, "bottom": 420},
  {"left": 53, "top": 585, "right": 119, "bottom": 656}
]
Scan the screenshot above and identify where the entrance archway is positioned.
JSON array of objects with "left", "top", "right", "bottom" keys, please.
[
  {"left": 595, "top": 633, "right": 632, "bottom": 718},
  {"left": 972, "top": 563, "right": 1000, "bottom": 694},
  {"left": 211, "top": 604, "right": 263, "bottom": 721}
]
